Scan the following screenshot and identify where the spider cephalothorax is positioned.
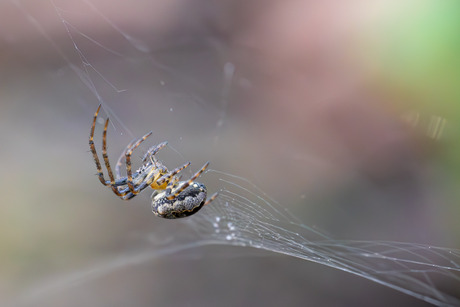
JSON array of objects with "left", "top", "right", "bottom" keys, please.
[{"left": 89, "top": 105, "right": 217, "bottom": 218}]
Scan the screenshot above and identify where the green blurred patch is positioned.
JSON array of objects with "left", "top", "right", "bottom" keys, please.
[
  {"left": 361, "top": 2, "right": 459, "bottom": 108},
  {"left": 357, "top": 1, "right": 460, "bottom": 239}
]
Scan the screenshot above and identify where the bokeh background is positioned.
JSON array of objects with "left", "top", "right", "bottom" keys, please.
[{"left": 1, "top": 0, "right": 459, "bottom": 306}]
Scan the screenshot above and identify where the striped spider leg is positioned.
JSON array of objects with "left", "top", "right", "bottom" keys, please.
[{"left": 89, "top": 105, "right": 218, "bottom": 218}]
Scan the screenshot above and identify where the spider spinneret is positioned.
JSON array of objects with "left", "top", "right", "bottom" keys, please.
[{"left": 89, "top": 104, "right": 218, "bottom": 218}]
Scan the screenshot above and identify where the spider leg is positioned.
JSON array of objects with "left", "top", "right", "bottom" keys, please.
[
  {"left": 142, "top": 141, "right": 168, "bottom": 165},
  {"left": 116, "top": 140, "right": 160, "bottom": 189},
  {"left": 101, "top": 117, "right": 126, "bottom": 196},
  {"left": 89, "top": 104, "right": 109, "bottom": 186},
  {"left": 122, "top": 161, "right": 190, "bottom": 196},
  {"left": 110, "top": 187, "right": 137, "bottom": 200},
  {"left": 122, "top": 191, "right": 137, "bottom": 200},
  {"left": 125, "top": 131, "right": 153, "bottom": 194},
  {"left": 101, "top": 118, "right": 115, "bottom": 182},
  {"left": 115, "top": 138, "right": 136, "bottom": 178},
  {"left": 155, "top": 162, "right": 190, "bottom": 186},
  {"left": 204, "top": 192, "right": 219, "bottom": 206},
  {"left": 89, "top": 105, "right": 136, "bottom": 199},
  {"left": 118, "top": 177, "right": 149, "bottom": 200},
  {"left": 163, "top": 173, "right": 180, "bottom": 197},
  {"left": 166, "top": 161, "right": 210, "bottom": 200}
]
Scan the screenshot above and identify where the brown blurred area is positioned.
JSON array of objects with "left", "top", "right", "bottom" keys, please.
[{"left": 0, "top": 0, "right": 457, "bottom": 306}]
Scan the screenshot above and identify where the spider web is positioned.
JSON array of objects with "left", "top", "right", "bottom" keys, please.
[
  {"left": 14, "top": 171, "right": 460, "bottom": 306},
  {"left": 6, "top": 1, "right": 460, "bottom": 306}
]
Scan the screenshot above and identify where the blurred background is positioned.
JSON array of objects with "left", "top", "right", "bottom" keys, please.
[{"left": 1, "top": 0, "right": 459, "bottom": 306}]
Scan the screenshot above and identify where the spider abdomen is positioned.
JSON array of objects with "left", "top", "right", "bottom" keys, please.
[{"left": 151, "top": 182, "right": 207, "bottom": 219}]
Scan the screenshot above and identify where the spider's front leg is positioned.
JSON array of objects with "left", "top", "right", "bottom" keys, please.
[
  {"left": 124, "top": 131, "right": 153, "bottom": 194},
  {"left": 165, "top": 162, "right": 210, "bottom": 201},
  {"left": 89, "top": 104, "right": 109, "bottom": 186},
  {"left": 142, "top": 141, "right": 168, "bottom": 165}
]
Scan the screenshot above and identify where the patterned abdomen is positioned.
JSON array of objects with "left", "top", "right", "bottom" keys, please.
[{"left": 151, "top": 183, "right": 207, "bottom": 219}]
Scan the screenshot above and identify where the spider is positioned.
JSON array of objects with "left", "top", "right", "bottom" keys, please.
[{"left": 89, "top": 105, "right": 218, "bottom": 219}]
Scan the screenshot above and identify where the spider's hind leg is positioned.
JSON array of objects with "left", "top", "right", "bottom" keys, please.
[
  {"left": 204, "top": 192, "right": 219, "bottom": 206},
  {"left": 155, "top": 162, "right": 190, "bottom": 189},
  {"left": 166, "top": 162, "right": 210, "bottom": 200}
]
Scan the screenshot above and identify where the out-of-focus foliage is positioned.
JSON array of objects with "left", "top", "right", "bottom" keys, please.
[{"left": 358, "top": 0, "right": 460, "bottom": 198}]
